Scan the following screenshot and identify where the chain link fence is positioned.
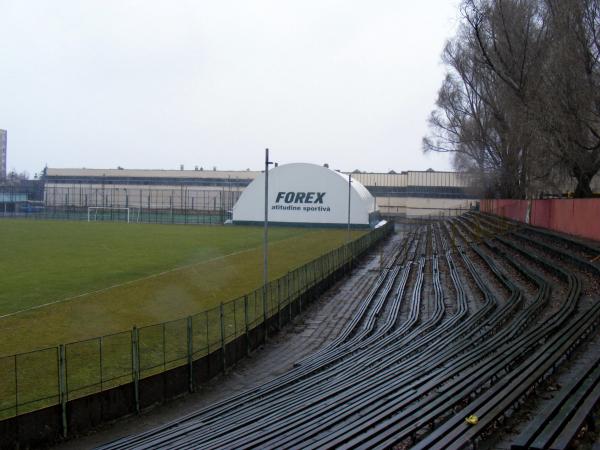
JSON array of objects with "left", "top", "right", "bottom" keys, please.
[
  {"left": 0, "top": 223, "right": 392, "bottom": 432},
  {"left": 0, "top": 185, "right": 242, "bottom": 224}
]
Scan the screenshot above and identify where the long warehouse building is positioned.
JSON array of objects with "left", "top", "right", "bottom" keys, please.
[{"left": 43, "top": 166, "right": 477, "bottom": 218}]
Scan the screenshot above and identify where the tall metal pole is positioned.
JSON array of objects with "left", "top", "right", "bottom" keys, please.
[
  {"left": 264, "top": 148, "right": 270, "bottom": 290},
  {"left": 263, "top": 148, "right": 273, "bottom": 341},
  {"left": 347, "top": 174, "right": 352, "bottom": 242}
]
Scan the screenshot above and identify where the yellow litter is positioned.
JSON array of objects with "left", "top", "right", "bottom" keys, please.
[{"left": 465, "top": 415, "right": 479, "bottom": 425}]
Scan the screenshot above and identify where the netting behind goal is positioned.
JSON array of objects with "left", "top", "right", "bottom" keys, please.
[{"left": 87, "top": 207, "right": 140, "bottom": 223}]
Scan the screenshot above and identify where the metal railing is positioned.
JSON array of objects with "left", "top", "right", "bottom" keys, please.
[{"left": 0, "top": 223, "right": 392, "bottom": 428}]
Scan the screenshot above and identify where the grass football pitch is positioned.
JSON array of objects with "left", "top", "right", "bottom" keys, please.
[{"left": 0, "top": 219, "right": 365, "bottom": 357}]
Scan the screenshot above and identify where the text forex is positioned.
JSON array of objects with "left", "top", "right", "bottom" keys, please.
[{"left": 275, "top": 192, "right": 326, "bottom": 204}]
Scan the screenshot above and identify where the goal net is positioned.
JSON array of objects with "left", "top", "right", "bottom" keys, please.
[{"left": 87, "top": 207, "right": 140, "bottom": 223}]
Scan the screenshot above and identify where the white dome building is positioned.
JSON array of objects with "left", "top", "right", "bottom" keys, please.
[{"left": 232, "top": 163, "right": 379, "bottom": 227}]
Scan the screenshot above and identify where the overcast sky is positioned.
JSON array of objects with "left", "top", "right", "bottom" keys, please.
[{"left": 0, "top": 1, "right": 459, "bottom": 176}]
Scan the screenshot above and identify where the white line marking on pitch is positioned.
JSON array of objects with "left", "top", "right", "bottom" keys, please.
[{"left": 0, "top": 232, "right": 313, "bottom": 320}]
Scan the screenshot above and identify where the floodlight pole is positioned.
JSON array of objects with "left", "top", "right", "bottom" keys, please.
[{"left": 263, "top": 148, "right": 274, "bottom": 342}]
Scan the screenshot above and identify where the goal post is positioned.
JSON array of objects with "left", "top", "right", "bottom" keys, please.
[{"left": 87, "top": 207, "right": 140, "bottom": 223}]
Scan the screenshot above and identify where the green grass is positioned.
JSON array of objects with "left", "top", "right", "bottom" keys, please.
[
  {"left": 0, "top": 219, "right": 385, "bottom": 420},
  {"left": 0, "top": 220, "right": 291, "bottom": 316},
  {"left": 0, "top": 219, "right": 364, "bottom": 356},
  {"left": 0, "top": 220, "right": 386, "bottom": 420}
]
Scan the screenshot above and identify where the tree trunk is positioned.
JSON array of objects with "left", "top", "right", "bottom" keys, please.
[
  {"left": 572, "top": 167, "right": 595, "bottom": 198},
  {"left": 574, "top": 177, "right": 593, "bottom": 198}
]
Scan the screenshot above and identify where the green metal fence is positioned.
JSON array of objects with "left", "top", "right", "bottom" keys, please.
[{"left": 0, "top": 223, "right": 392, "bottom": 426}]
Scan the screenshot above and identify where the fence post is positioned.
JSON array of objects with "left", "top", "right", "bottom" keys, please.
[
  {"left": 263, "top": 285, "right": 268, "bottom": 343},
  {"left": 316, "top": 260, "right": 320, "bottom": 284},
  {"left": 303, "top": 264, "right": 308, "bottom": 291},
  {"left": 204, "top": 310, "right": 211, "bottom": 375},
  {"left": 299, "top": 269, "right": 303, "bottom": 312},
  {"left": 132, "top": 326, "right": 140, "bottom": 414},
  {"left": 288, "top": 272, "right": 292, "bottom": 323},
  {"left": 244, "top": 295, "right": 250, "bottom": 355},
  {"left": 187, "top": 316, "right": 194, "bottom": 393},
  {"left": 205, "top": 310, "right": 210, "bottom": 354},
  {"left": 99, "top": 337, "right": 104, "bottom": 392},
  {"left": 233, "top": 299, "right": 238, "bottom": 339},
  {"left": 162, "top": 323, "right": 166, "bottom": 371},
  {"left": 14, "top": 355, "right": 18, "bottom": 416},
  {"left": 277, "top": 279, "right": 282, "bottom": 330},
  {"left": 220, "top": 303, "right": 226, "bottom": 373},
  {"left": 58, "top": 344, "right": 68, "bottom": 439}
]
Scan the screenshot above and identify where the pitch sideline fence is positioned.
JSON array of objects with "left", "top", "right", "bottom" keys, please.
[{"left": 0, "top": 222, "right": 393, "bottom": 447}]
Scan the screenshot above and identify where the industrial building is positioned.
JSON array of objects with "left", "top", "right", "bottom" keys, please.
[
  {"left": 44, "top": 167, "right": 250, "bottom": 220},
  {"left": 43, "top": 166, "right": 475, "bottom": 220},
  {"left": 350, "top": 170, "right": 475, "bottom": 217}
]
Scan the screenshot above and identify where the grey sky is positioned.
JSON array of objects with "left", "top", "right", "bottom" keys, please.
[{"left": 1, "top": 1, "right": 459, "bottom": 176}]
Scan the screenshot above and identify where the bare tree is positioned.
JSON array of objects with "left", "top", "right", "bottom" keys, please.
[
  {"left": 536, "top": 0, "right": 600, "bottom": 197},
  {"left": 425, "top": 0, "right": 600, "bottom": 198},
  {"left": 425, "top": 0, "right": 547, "bottom": 198}
]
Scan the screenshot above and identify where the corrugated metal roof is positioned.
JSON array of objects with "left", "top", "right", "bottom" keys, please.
[
  {"left": 46, "top": 168, "right": 260, "bottom": 179},
  {"left": 46, "top": 168, "right": 474, "bottom": 188}
]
